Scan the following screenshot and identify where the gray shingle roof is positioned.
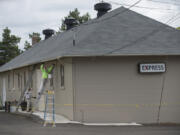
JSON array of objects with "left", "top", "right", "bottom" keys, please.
[{"left": 1, "top": 7, "right": 180, "bottom": 72}]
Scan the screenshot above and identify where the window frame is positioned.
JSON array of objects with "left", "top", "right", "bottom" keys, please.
[
  {"left": 24, "top": 71, "right": 26, "bottom": 87},
  {"left": 12, "top": 71, "right": 15, "bottom": 89},
  {"left": 18, "top": 73, "right": 20, "bottom": 89},
  {"left": 8, "top": 74, "right": 10, "bottom": 90},
  {"left": 60, "top": 63, "right": 65, "bottom": 89}
]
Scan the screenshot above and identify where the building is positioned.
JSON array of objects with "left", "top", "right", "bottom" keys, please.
[{"left": 0, "top": 3, "right": 180, "bottom": 123}]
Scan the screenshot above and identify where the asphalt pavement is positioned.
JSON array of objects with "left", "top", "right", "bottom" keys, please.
[{"left": 0, "top": 112, "right": 180, "bottom": 135}]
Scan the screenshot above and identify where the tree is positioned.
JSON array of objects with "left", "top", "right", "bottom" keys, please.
[
  {"left": 0, "top": 27, "right": 21, "bottom": 66},
  {"left": 29, "top": 32, "right": 41, "bottom": 42},
  {"left": 24, "top": 41, "right": 31, "bottom": 51},
  {"left": 23, "top": 32, "right": 41, "bottom": 51},
  {"left": 60, "top": 8, "right": 91, "bottom": 31}
]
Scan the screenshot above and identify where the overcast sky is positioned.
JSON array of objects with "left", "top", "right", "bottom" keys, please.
[{"left": 0, "top": 0, "right": 180, "bottom": 50}]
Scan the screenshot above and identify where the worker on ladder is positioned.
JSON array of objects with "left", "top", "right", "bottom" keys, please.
[
  {"left": 32, "top": 63, "right": 54, "bottom": 111},
  {"left": 39, "top": 63, "right": 56, "bottom": 127},
  {"left": 38, "top": 64, "right": 54, "bottom": 96}
]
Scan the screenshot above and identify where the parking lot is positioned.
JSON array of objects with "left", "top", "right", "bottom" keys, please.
[{"left": 0, "top": 112, "right": 180, "bottom": 135}]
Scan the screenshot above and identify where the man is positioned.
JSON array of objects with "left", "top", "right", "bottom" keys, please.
[
  {"left": 36, "top": 64, "right": 54, "bottom": 105},
  {"left": 25, "top": 88, "right": 32, "bottom": 112},
  {"left": 40, "top": 64, "right": 54, "bottom": 79}
]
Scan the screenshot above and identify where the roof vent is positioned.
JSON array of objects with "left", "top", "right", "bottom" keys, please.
[
  {"left": 94, "top": 2, "right": 112, "bottom": 18},
  {"left": 64, "top": 17, "right": 78, "bottom": 30},
  {"left": 42, "top": 29, "right": 54, "bottom": 40}
]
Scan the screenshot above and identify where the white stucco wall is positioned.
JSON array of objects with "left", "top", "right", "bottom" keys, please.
[
  {"left": 54, "top": 58, "right": 74, "bottom": 120},
  {"left": 73, "top": 56, "right": 180, "bottom": 123}
]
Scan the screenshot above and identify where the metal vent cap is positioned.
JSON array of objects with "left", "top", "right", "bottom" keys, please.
[
  {"left": 94, "top": 2, "right": 112, "bottom": 12},
  {"left": 42, "top": 29, "right": 54, "bottom": 40}
]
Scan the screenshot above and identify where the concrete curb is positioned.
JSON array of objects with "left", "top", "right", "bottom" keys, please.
[{"left": 143, "top": 123, "right": 180, "bottom": 127}]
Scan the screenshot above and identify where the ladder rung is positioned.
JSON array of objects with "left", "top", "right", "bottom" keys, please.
[
  {"left": 46, "top": 110, "right": 54, "bottom": 112},
  {"left": 44, "top": 120, "right": 55, "bottom": 123},
  {"left": 45, "top": 114, "right": 53, "bottom": 116},
  {"left": 47, "top": 99, "right": 53, "bottom": 102},
  {"left": 46, "top": 109, "right": 54, "bottom": 111},
  {"left": 47, "top": 103, "right": 53, "bottom": 104}
]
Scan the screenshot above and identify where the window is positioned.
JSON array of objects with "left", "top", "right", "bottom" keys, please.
[
  {"left": 24, "top": 71, "right": 26, "bottom": 86},
  {"left": 18, "top": 73, "right": 20, "bottom": 88},
  {"left": 12, "top": 71, "right": 15, "bottom": 88},
  {"left": 28, "top": 69, "right": 33, "bottom": 88},
  {"left": 8, "top": 74, "right": 10, "bottom": 90},
  {"left": 60, "top": 64, "right": 65, "bottom": 88}
]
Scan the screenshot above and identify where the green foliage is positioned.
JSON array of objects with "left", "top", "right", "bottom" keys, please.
[
  {"left": 0, "top": 27, "right": 21, "bottom": 66},
  {"left": 23, "top": 32, "right": 41, "bottom": 51},
  {"left": 29, "top": 32, "right": 41, "bottom": 42},
  {"left": 60, "top": 8, "right": 91, "bottom": 31},
  {"left": 24, "top": 41, "right": 31, "bottom": 51},
  {"left": 177, "top": 27, "right": 180, "bottom": 30}
]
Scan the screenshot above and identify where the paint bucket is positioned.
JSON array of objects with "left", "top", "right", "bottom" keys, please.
[
  {"left": 48, "top": 74, "right": 52, "bottom": 78},
  {"left": 10, "top": 106, "right": 16, "bottom": 113},
  {"left": 20, "top": 101, "right": 27, "bottom": 111}
]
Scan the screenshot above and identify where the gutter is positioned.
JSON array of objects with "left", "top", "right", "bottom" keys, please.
[{"left": 0, "top": 54, "right": 180, "bottom": 73}]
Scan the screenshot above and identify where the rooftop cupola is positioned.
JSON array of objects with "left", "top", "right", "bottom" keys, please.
[
  {"left": 64, "top": 17, "right": 79, "bottom": 30},
  {"left": 94, "top": 2, "right": 112, "bottom": 18},
  {"left": 42, "top": 29, "right": 55, "bottom": 40}
]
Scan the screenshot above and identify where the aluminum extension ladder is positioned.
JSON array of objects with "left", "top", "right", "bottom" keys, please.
[
  {"left": 32, "top": 65, "right": 55, "bottom": 112},
  {"left": 16, "top": 65, "right": 36, "bottom": 111},
  {"left": 43, "top": 90, "right": 56, "bottom": 127}
]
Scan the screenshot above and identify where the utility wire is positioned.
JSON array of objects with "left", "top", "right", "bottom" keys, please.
[
  {"left": 72, "top": 0, "right": 180, "bottom": 54},
  {"left": 70, "top": 0, "right": 142, "bottom": 48},
  {"left": 106, "top": 0, "right": 180, "bottom": 24},
  {"left": 166, "top": 14, "right": 180, "bottom": 24},
  {"left": 167, "top": 15, "right": 180, "bottom": 24},
  {"left": 82, "top": 0, "right": 143, "bottom": 26},
  {"left": 102, "top": 9, "right": 180, "bottom": 55},
  {"left": 146, "top": 0, "right": 180, "bottom": 24},
  {"left": 107, "top": 0, "right": 173, "bottom": 11},
  {"left": 146, "top": 0, "right": 180, "bottom": 6}
]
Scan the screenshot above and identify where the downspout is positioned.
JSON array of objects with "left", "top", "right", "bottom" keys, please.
[{"left": 157, "top": 56, "right": 168, "bottom": 123}]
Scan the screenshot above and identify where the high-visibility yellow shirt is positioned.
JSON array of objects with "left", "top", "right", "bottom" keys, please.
[{"left": 40, "top": 64, "right": 53, "bottom": 79}]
